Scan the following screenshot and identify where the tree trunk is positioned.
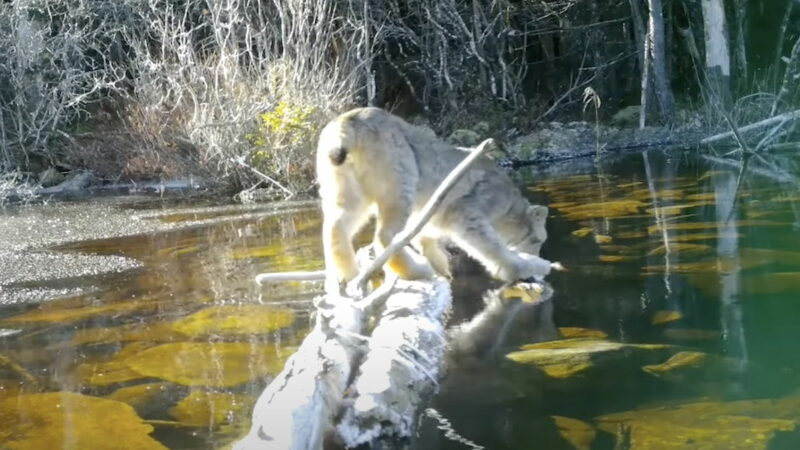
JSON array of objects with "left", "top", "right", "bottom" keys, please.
[
  {"left": 629, "top": 0, "right": 651, "bottom": 128},
  {"left": 732, "top": 0, "right": 748, "bottom": 90},
  {"left": 701, "top": 0, "right": 732, "bottom": 106},
  {"left": 772, "top": 36, "right": 800, "bottom": 115},
  {"left": 647, "top": 0, "right": 674, "bottom": 124},
  {"left": 773, "top": 0, "right": 795, "bottom": 90}
]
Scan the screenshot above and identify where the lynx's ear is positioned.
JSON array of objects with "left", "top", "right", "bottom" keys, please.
[{"left": 527, "top": 205, "right": 548, "bottom": 221}]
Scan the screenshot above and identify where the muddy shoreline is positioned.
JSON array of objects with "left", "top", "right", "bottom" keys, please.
[{"left": 0, "top": 198, "right": 318, "bottom": 305}]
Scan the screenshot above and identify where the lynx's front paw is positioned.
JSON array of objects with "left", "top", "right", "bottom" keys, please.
[{"left": 517, "top": 252, "right": 553, "bottom": 282}]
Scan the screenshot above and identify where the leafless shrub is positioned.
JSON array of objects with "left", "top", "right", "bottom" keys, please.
[
  {"left": 4, "top": 0, "right": 641, "bottom": 195},
  {"left": 0, "top": 0, "right": 128, "bottom": 171},
  {"left": 0, "top": 170, "right": 37, "bottom": 206}
]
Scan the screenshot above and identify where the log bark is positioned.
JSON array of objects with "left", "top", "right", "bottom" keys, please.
[
  {"left": 235, "top": 277, "right": 452, "bottom": 450},
  {"left": 234, "top": 298, "right": 365, "bottom": 450},
  {"left": 337, "top": 279, "right": 452, "bottom": 447}
]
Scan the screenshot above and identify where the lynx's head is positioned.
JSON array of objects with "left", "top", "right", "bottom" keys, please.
[{"left": 518, "top": 204, "right": 549, "bottom": 256}]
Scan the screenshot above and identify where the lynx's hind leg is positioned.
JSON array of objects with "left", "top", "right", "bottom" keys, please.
[
  {"left": 322, "top": 204, "right": 366, "bottom": 282},
  {"left": 375, "top": 202, "right": 434, "bottom": 280},
  {"left": 321, "top": 191, "right": 371, "bottom": 288}
]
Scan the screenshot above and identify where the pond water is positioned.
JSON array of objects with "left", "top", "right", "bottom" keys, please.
[{"left": 2, "top": 149, "right": 800, "bottom": 449}]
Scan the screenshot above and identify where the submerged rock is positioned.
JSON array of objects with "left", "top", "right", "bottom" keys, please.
[
  {"left": 553, "top": 416, "right": 597, "bottom": 450},
  {"left": 171, "top": 305, "right": 295, "bottom": 337},
  {"left": 169, "top": 390, "right": 253, "bottom": 428},
  {"left": 0, "top": 392, "right": 166, "bottom": 449},
  {"left": 597, "top": 396, "right": 800, "bottom": 449},
  {"left": 123, "top": 342, "right": 290, "bottom": 387},
  {"left": 505, "top": 338, "right": 675, "bottom": 379}
]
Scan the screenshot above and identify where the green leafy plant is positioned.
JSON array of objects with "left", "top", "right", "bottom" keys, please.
[{"left": 245, "top": 101, "right": 319, "bottom": 185}]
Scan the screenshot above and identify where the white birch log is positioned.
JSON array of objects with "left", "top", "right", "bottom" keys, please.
[
  {"left": 234, "top": 298, "right": 364, "bottom": 450},
  {"left": 700, "top": 109, "right": 800, "bottom": 145},
  {"left": 337, "top": 278, "right": 452, "bottom": 447}
]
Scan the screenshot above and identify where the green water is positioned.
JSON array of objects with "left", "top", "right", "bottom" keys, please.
[{"left": 2, "top": 149, "right": 800, "bottom": 449}]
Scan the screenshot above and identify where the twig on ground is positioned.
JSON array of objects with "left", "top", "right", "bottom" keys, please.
[
  {"left": 255, "top": 270, "right": 325, "bottom": 284},
  {"left": 232, "top": 157, "right": 294, "bottom": 198}
]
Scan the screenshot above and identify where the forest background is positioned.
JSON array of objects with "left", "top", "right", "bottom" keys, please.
[{"left": 0, "top": 0, "right": 798, "bottom": 199}]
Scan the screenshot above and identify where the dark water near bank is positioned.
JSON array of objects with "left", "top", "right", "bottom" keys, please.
[{"left": 2, "top": 149, "right": 800, "bottom": 449}]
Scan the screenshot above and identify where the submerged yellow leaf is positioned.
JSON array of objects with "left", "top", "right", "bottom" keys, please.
[
  {"left": 558, "top": 327, "right": 608, "bottom": 339},
  {"left": 686, "top": 192, "right": 717, "bottom": 201},
  {"left": 106, "top": 383, "right": 172, "bottom": 412},
  {"left": 123, "top": 342, "right": 289, "bottom": 387},
  {"left": 501, "top": 283, "right": 545, "bottom": 304},
  {"left": 642, "top": 351, "right": 707, "bottom": 375},
  {"left": 648, "top": 243, "right": 712, "bottom": 256},
  {"left": 559, "top": 200, "right": 648, "bottom": 220},
  {"left": 552, "top": 416, "right": 596, "bottom": 450},
  {"left": 169, "top": 390, "right": 252, "bottom": 428},
  {"left": 172, "top": 305, "right": 295, "bottom": 336},
  {"left": 0, "top": 392, "right": 166, "bottom": 450},
  {"left": 617, "top": 181, "right": 644, "bottom": 188},
  {"left": 645, "top": 202, "right": 711, "bottom": 216},
  {"left": 594, "top": 234, "right": 613, "bottom": 244},
  {"left": 598, "top": 255, "right": 629, "bottom": 263},
  {"left": 571, "top": 227, "right": 594, "bottom": 238},
  {"left": 71, "top": 322, "right": 188, "bottom": 346},
  {"left": 647, "top": 220, "right": 788, "bottom": 235},
  {"left": 2, "top": 299, "right": 156, "bottom": 325},
  {"left": 630, "top": 188, "right": 685, "bottom": 201},
  {"left": 549, "top": 201, "right": 579, "bottom": 209},
  {"left": 652, "top": 310, "right": 683, "bottom": 325},
  {"left": 615, "top": 230, "right": 647, "bottom": 239},
  {"left": 597, "top": 397, "right": 800, "bottom": 450},
  {"left": 670, "top": 232, "right": 739, "bottom": 242},
  {"left": 508, "top": 339, "right": 672, "bottom": 379},
  {"left": 76, "top": 359, "right": 146, "bottom": 387},
  {"left": 599, "top": 244, "right": 638, "bottom": 254}
]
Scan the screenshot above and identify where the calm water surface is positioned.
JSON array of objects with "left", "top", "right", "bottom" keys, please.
[{"left": 2, "top": 149, "right": 800, "bottom": 449}]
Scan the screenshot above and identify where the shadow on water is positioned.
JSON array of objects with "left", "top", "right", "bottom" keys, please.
[{"left": 2, "top": 148, "right": 800, "bottom": 448}]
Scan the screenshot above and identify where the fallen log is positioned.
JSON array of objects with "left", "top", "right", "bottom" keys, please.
[
  {"left": 235, "top": 275, "right": 452, "bottom": 450},
  {"left": 700, "top": 109, "right": 800, "bottom": 146},
  {"left": 337, "top": 278, "right": 452, "bottom": 447},
  {"left": 233, "top": 294, "right": 366, "bottom": 450}
]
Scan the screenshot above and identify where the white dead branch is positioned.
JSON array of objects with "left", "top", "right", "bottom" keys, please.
[
  {"left": 700, "top": 109, "right": 800, "bottom": 146},
  {"left": 237, "top": 139, "right": 506, "bottom": 449}
]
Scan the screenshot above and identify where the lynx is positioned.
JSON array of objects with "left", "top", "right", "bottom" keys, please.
[{"left": 316, "top": 107, "right": 551, "bottom": 290}]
